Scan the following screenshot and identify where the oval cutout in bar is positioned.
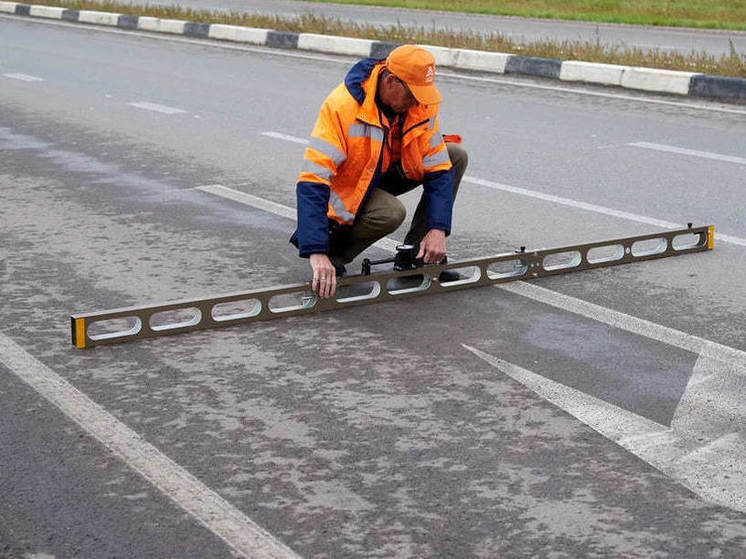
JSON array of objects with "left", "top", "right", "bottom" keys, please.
[
  {"left": 587, "top": 244, "right": 624, "bottom": 264},
  {"left": 268, "top": 291, "right": 316, "bottom": 313},
  {"left": 336, "top": 281, "right": 381, "bottom": 303},
  {"left": 631, "top": 237, "right": 667, "bottom": 257},
  {"left": 386, "top": 274, "right": 431, "bottom": 295},
  {"left": 439, "top": 266, "right": 481, "bottom": 287},
  {"left": 150, "top": 308, "right": 201, "bottom": 331},
  {"left": 486, "top": 258, "right": 528, "bottom": 280},
  {"left": 88, "top": 316, "right": 142, "bottom": 341},
  {"left": 543, "top": 250, "right": 581, "bottom": 271},
  {"left": 212, "top": 299, "right": 261, "bottom": 321},
  {"left": 672, "top": 233, "right": 701, "bottom": 251}
]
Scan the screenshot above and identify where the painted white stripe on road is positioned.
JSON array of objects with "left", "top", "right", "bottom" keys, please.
[
  {"left": 127, "top": 101, "right": 186, "bottom": 114},
  {"left": 196, "top": 183, "right": 399, "bottom": 252},
  {"left": 262, "top": 131, "right": 746, "bottom": 248},
  {"left": 198, "top": 184, "right": 296, "bottom": 220},
  {"left": 464, "top": 175, "right": 746, "bottom": 247},
  {"left": 0, "top": 333, "right": 300, "bottom": 559},
  {"left": 262, "top": 131, "right": 308, "bottom": 145},
  {"left": 629, "top": 142, "right": 746, "bottom": 166},
  {"left": 3, "top": 72, "right": 44, "bottom": 82},
  {"left": 463, "top": 344, "right": 746, "bottom": 513},
  {"left": 197, "top": 184, "right": 745, "bottom": 372}
]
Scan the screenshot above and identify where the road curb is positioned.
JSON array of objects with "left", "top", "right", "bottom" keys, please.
[{"left": 2, "top": 1, "right": 745, "bottom": 103}]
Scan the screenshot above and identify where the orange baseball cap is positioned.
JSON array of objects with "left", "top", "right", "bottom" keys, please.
[{"left": 385, "top": 45, "right": 442, "bottom": 105}]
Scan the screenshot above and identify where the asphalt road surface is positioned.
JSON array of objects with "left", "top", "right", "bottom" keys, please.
[
  {"left": 1, "top": 15, "right": 746, "bottom": 558},
  {"left": 153, "top": 0, "right": 746, "bottom": 57}
]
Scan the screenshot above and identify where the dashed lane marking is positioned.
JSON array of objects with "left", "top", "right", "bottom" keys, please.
[
  {"left": 463, "top": 344, "right": 746, "bottom": 513},
  {"left": 261, "top": 131, "right": 308, "bottom": 144},
  {"left": 0, "top": 332, "right": 301, "bottom": 559},
  {"left": 127, "top": 101, "right": 187, "bottom": 114},
  {"left": 628, "top": 141, "right": 746, "bottom": 166},
  {"left": 3, "top": 72, "right": 44, "bottom": 82}
]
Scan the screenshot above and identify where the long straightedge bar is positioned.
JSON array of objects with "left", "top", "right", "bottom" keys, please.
[{"left": 71, "top": 225, "right": 714, "bottom": 349}]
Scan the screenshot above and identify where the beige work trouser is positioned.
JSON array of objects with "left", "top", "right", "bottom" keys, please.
[{"left": 330, "top": 143, "right": 468, "bottom": 266}]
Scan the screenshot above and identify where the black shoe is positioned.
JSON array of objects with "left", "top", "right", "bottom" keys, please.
[
  {"left": 328, "top": 254, "right": 346, "bottom": 279},
  {"left": 437, "top": 256, "right": 461, "bottom": 282}
]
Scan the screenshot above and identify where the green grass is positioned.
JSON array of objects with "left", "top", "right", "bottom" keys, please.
[
  {"left": 42, "top": 0, "right": 746, "bottom": 78},
  {"left": 300, "top": 0, "right": 746, "bottom": 31}
]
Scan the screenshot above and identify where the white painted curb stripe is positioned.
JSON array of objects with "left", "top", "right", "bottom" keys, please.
[
  {"left": 29, "top": 5, "right": 65, "bottom": 19},
  {"left": 628, "top": 141, "right": 746, "bottom": 166},
  {"left": 0, "top": 2, "right": 17, "bottom": 14},
  {"left": 559, "top": 61, "right": 626, "bottom": 86},
  {"left": 137, "top": 16, "right": 186, "bottom": 35},
  {"left": 419, "top": 45, "right": 510, "bottom": 74},
  {"left": 208, "top": 24, "right": 269, "bottom": 44},
  {"left": 0, "top": 333, "right": 300, "bottom": 559},
  {"left": 78, "top": 10, "right": 121, "bottom": 26},
  {"left": 621, "top": 66, "right": 697, "bottom": 95},
  {"left": 298, "top": 33, "right": 372, "bottom": 57}
]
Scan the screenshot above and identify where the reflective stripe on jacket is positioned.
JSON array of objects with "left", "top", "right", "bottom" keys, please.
[{"left": 292, "top": 58, "right": 454, "bottom": 257}]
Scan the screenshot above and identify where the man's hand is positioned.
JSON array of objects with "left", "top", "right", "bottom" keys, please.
[
  {"left": 416, "top": 229, "right": 446, "bottom": 264},
  {"left": 309, "top": 253, "right": 337, "bottom": 298}
]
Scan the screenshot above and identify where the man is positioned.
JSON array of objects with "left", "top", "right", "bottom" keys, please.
[{"left": 290, "top": 45, "right": 468, "bottom": 298}]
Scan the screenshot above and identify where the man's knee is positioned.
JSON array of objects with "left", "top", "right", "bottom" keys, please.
[
  {"left": 359, "top": 194, "right": 406, "bottom": 235},
  {"left": 381, "top": 199, "right": 407, "bottom": 233}
]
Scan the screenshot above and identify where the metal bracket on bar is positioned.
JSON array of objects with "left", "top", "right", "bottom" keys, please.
[{"left": 70, "top": 224, "right": 714, "bottom": 349}]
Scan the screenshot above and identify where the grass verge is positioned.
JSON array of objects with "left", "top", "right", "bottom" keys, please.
[
  {"left": 299, "top": 0, "right": 746, "bottom": 32},
  {"left": 36, "top": 0, "right": 746, "bottom": 78}
]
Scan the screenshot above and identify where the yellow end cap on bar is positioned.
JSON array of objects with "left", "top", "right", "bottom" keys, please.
[
  {"left": 75, "top": 318, "right": 86, "bottom": 349},
  {"left": 707, "top": 225, "right": 715, "bottom": 250}
]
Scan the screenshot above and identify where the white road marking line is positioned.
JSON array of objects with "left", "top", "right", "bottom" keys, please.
[
  {"left": 127, "top": 101, "right": 186, "bottom": 114},
  {"left": 464, "top": 175, "right": 746, "bottom": 247},
  {"left": 0, "top": 332, "right": 299, "bottom": 559},
  {"left": 262, "top": 131, "right": 308, "bottom": 145},
  {"left": 196, "top": 183, "right": 400, "bottom": 252},
  {"left": 628, "top": 141, "right": 746, "bottom": 166},
  {"left": 4, "top": 14, "right": 745, "bottom": 117},
  {"left": 262, "top": 131, "right": 746, "bottom": 247},
  {"left": 198, "top": 183, "right": 296, "bottom": 220},
  {"left": 498, "top": 282, "right": 746, "bottom": 372},
  {"left": 3, "top": 72, "right": 44, "bottom": 82},
  {"left": 463, "top": 344, "right": 746, "bottom": 513},
  {"left": 196, "top": 183, "right": 745, "bottom": 370}
]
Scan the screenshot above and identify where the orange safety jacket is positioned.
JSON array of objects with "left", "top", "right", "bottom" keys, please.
[{"left": 291, "top": 57, "right": 454, "bottom": 257}]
